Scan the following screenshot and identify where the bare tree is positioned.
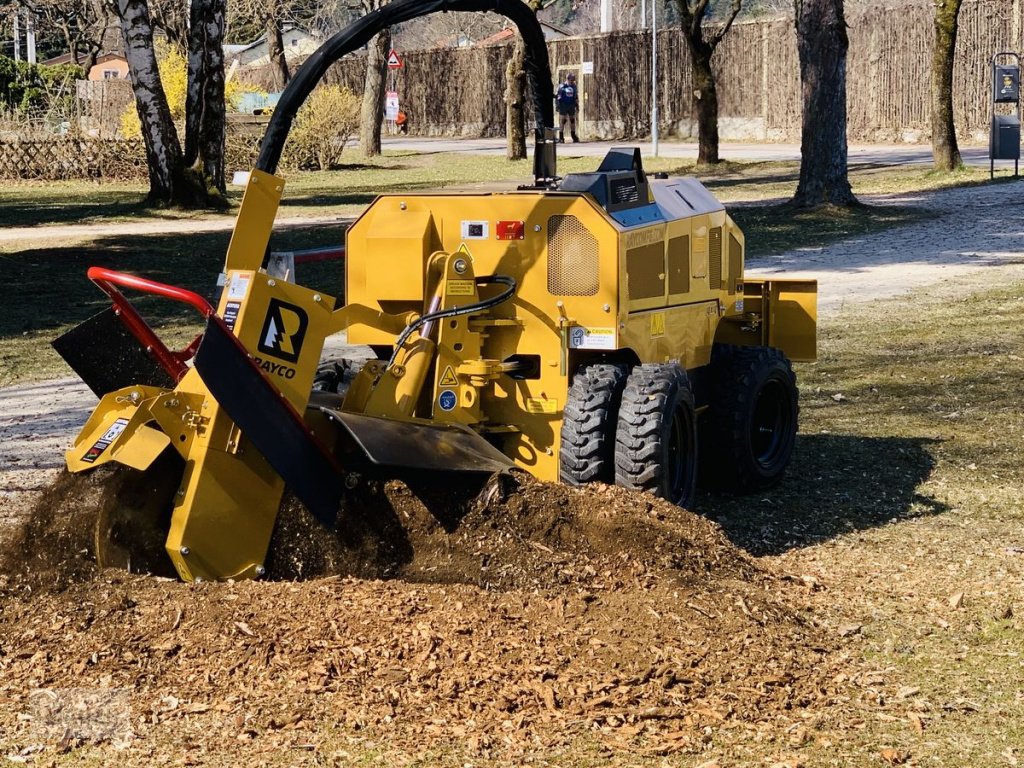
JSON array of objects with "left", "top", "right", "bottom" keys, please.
[
  {"left": 930, "top": 0, "right": 963, "bottom": 171},
  {"left": 505, "top": 1, "right": 541, "bottom": 161},
  {"left": 16, "top": 0, "right": 112, "bottom": 72},
  {"left": 184, "top": 0, "right": 227, "bottom": 194},
  {"left": 673, "top": 0, "right": 742, "bottom": 165},
  {"left": 112, "top": 0, "right": 227, "bottom": 206},
  {"left": 358, "top": 0, "right": 389, "bottom": 157},
  {"left": 791, "top": 0, "right": 856, "bottom": 207}
]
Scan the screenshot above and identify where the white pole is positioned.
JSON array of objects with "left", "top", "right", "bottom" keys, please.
[
  {"left": 641, "top": 0, "right": 647, "bottom": 30},
  {"left": 651, "top": 0, "right": 658, "bottom": 156},
  {"left": 600, "top": 0, "right": 611, "bottom": 33},
  {"left": 26, "top": 11, "right": 36, "bottom": 65},
  {"left": 13, "top": 12, "right": 20, "bottom": 62}
]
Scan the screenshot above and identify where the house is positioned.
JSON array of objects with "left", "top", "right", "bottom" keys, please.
[
  {"left": 224, "top": 26, "right": 322, "bottom": 69},
  {"left": 475, "top": 20, "right": 570, "bottom": 46},
  {"left": 43, "top": 51, "right": 129, "bottom": 80}
]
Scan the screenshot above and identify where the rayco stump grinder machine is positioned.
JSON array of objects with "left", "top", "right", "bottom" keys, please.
[{"left": 53, "top": 0, "right": 817, "bottom": 582}]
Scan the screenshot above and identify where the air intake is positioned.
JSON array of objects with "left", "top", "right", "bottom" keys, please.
[{"left": 548, "top": 215, "right": 599, "bottom": 296}]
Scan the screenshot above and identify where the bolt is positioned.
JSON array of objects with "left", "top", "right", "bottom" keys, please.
[
  {"left": 179, "top": 546, "right": 190, "bottom": 556},
  {"left": 254, "top": 565, "right": 266, "bottom": 578},
  {"left": 313, "top": 294, "right": 322, "bottom": 303},
  {"left": 602, "top": 303, "right": 611, "bottom": 312},
  {"left": 400, "top": 201, "right": 407, "bottom": 210},
  {"left": 534, "top": 224, "right": 541, "bottom": 232},
  {"left": 344, "top": 472, "right": 361, "bottom": 490},
  {"left": 453, "top": 258, "right": 468, "bottom": 274},
  {"left": 268, "top": 279, "right": 276, "bottom": 287}
]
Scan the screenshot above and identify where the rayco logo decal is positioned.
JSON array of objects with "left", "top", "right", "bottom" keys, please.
[{"left": 257, "top": 299, "right": 308, "bottom": 364}]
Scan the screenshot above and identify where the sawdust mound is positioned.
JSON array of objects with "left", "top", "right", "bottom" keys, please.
[
  {"left": 267, "top": 471, "right": 758, "bottom": 590},
  {"left": 1, "top": 467, "right": 840, "bottom": 761}
]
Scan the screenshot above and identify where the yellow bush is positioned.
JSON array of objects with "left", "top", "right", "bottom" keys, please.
[
  {"left": 119, "top": 47, "right": 258, "bottom": 138},
  {"left": 284, "top": 85, "right": 360, "bottom": 171}
]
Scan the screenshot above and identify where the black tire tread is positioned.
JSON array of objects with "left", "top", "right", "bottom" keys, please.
[
  {"left": 700, "top": 344, "right": 798, "bottom": 492},
  {"left": 614, "top": 363, "right": 697, "bottom": 506},
  {"left": 559, "top": 362, "right": 628, "bottom": 484}
]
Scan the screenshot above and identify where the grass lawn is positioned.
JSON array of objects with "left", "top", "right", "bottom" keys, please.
[{"left": 0, "top": 150, "right": 1003, "bottom": 386}]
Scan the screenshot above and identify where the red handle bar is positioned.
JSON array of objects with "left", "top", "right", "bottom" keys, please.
[{"left": 87, "top": 266, "right": 215, "bottom": 383}]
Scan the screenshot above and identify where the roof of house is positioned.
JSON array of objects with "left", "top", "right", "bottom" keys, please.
[
  {"left": 476, "top": 20, "right": 571, "bottom": 46},
  {"left": 42, "top": 50, "right": 125, "bottom": 67}
]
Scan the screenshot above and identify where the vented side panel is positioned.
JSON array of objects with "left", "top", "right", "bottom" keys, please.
[
  {"left": 548, "top": 215, "right": 599, "bottom": 296},
  {"left": 667, "top": 235, "right": 690, "bottom": 295},
  {"left": 728, "top": 232, "right": 743, "bottom": 295},
  {"left": 627, "top": 243, "right": 665, "bottom": 300},
  {"left": 709, "top": 227, "right": 723, "bottom": 289}
]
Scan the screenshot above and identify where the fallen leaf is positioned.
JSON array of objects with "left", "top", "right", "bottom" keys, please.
[
  {"left": 948, "top": 591, "right": 964, "bottom": 610},
  {"left": 838, "top": 623, "right": 863, "bottom": 637},
  {"left": 907, "top": 711, "right": 924, "bottom": 734},
  {"left": 880, "top": 747, "right": 910, "bottom": 765}
]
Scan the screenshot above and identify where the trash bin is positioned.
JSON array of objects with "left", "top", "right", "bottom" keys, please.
[{"left": 991, "top": 114, "right": 1021, "bottom": 160}]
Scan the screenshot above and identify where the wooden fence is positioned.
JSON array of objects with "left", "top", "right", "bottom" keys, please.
[{"left": 242, "top": 0, "right": 1021, "bottom": 143}]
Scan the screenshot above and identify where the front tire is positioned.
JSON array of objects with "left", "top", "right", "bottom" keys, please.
[
  {"left": 559, "top": 362, "right": 628, "bottom": 485},
  {"left": 614, "top": 363, "right": 698, "bottom": 508},
  {"left": 700, "top": 345, "right": 799, "bottom": 492}
]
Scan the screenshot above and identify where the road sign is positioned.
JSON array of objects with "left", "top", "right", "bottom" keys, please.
[
  {"left": 387, "top": 49, "right": 402, "bottom": 69},
  {"left": 385, "top": 91, "right": 399, "bottom": 121}
]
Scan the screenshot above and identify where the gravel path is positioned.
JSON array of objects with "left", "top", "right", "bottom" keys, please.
[{"left": 3, "top": 180, "right": 1024, "bottom": 527}]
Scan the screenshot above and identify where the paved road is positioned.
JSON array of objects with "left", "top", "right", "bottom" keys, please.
[{"left": 383, "top": 137, "right": 998, "bottom": 168}]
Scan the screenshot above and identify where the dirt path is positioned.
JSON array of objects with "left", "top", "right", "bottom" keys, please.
[{"left": 3, "top": 180, "right": 1023, "bottom": 529}]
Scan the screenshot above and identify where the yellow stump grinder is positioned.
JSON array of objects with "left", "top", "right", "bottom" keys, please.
[{"left": 54, "top": 0, "right": 817, "bottom": 582}]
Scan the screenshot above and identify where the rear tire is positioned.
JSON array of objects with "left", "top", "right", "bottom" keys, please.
[
  {"left": 559, "top": 362, "right": 628, "bottom": 484},
  {"left": 700, "top": 345, "right": 798, "bottom": 492},
  {"left": 614, "top": 363, "right": 698, "bottom": 508}
]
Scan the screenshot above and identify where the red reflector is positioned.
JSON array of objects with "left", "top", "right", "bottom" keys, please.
[{"left": 496, "top": 220, "right": 525, "bottom": 240}]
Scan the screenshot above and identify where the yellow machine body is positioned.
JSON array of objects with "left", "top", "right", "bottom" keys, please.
[
  {"left": 343, "top": 180, "right": 816, "bottom": 483},
  {"left": 64, "top": 161, "right": 816, "bottom": 583}
]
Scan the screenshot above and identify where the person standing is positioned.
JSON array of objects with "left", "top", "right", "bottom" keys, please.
[{"left": 556, "top": 72, "right": 580, "bottom": 143}]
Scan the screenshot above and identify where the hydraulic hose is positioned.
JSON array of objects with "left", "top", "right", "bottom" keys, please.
[{"left": 387, "top": 274, "right": 516, "bottom": 369}]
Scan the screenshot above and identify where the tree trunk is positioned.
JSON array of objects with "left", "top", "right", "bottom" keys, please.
[
  {"left": 690, "top": 42, "right": 720, "bottom": 165},
  {"left": 184, "top": 0, "right": 227, "bottom": 198},
  {"left": 114, "top": 0, "right": 184, "bottom": 205},
  {"left": 360, "top": 28, "right": 390, "bottom": 158},
  {"left": 505, "top": 36, "right": 527, "bottom": 160},
  {"left": 267, "top": 15, "right": 290, "bottom": 90},
  {"left": 791, "top": 0, "right": 857, "bottom": 208},
  {"left": 931, "top": 0, "right": 963, "bottom": 171}
]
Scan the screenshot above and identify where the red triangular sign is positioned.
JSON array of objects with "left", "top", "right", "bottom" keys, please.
[{"left": 387, "top": 49, "right": 402, "bottom": 68}]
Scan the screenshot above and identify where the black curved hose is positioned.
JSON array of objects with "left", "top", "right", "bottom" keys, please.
[
  {"left": 387, "top": 274, "right": 516, "bottom": 368},
  {"left": 256, "top": 0, "right": 555, "bottom": 178}
]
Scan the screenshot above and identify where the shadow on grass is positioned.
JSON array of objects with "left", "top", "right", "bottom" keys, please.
[
  {"left": 730, "top": 202, "right": 937, "bottom": 258},
  {"left": 697, "top": 434, "right": 946, "bottom": 556},
  {"left": 0, "top": 225, "right": 347, "bottom": 339}
]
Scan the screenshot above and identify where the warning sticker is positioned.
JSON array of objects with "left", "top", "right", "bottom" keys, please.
[
  {"left": 446, "top": 279, "right": 475, "bottom": 296},
  {"left": 438, "top": 390, "right": 457, "bottom": 412},
  {"left": 460, "top": 221, "right": 489, "bottom": 240},
  {"left": 568, "top": 326, "right": 616, "bottom": 350},
  {"left": 649, "top": 312, "right": 666, "bottom": 338},
  {"left": 525, "top": 398, "right": 558, "bottom": 414},
  {"left": 82, "top": 417, "right": 130, "bottom": 463},
  {"left": 439, "top": 366, "right": 459, "bottom": 387},
  {"left": 223, "top": 301, "right": 242, "bottom": 331},
  {"left": 227, "top": 273, "right": 250, "bottom": 300}
]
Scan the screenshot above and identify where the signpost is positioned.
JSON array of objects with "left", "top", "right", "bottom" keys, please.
[{"left": 386, "top": 49, "right": 403, "bottom": 133}]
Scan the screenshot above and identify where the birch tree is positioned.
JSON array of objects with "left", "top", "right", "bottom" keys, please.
[{"left": 112, "top": 0, "right": 227, "bottom": 206}]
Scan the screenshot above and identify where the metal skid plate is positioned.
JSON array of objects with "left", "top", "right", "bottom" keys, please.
[{"left": 322, "top": 409, "right": 514, "bottom": 475}]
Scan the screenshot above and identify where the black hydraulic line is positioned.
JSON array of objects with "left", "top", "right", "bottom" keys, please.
[
  {"left": 387, "top": 274, "right": 516, "bottom": 369},
  {"left": 256, "top": 0, "right": 555, "bottom": 180}
]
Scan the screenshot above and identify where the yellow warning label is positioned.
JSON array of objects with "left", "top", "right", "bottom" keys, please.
[
  {"left": 649, "top": 312, "right": 666, "bottom": 338},
  {"left": 525, "top": 398, "right": 558, "bottom": 414},
  {"left": 456, "top": 242, "right": 473, "bottom": 257},
  {"left": 446, "top": 279, "right": 475, "bottom": 296},
  {"left": 439, "top": 365, "right": 459, "bottom": 387}
]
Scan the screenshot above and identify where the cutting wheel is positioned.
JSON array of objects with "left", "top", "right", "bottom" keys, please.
[{"left": 92, "top": 452, "right": 182, "bottom": 576}]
